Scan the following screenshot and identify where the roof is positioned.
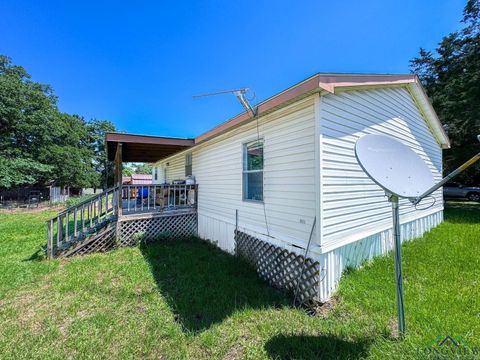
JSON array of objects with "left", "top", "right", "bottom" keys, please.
[
  {"left": 122, "top": 174, "right": 153, "bottom": 185},
  {"left": 131, "top": 174, "right": 152, "bottom": 180},
  {"left": 131, "top": 174, "right": 152, "bottom": 185},
  {"left": 106, "top": 73, "right": 450, "bottom": 163},
  {"left": 106, "top": 133, "right": 194, "bottom": 162},
  {"left": 195, "top": 73, "right": 450, "bottom": 148}
]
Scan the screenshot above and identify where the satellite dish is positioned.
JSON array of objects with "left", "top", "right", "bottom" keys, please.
[
  {"left": 354, "top": 132, "right": 480, "bottom": 338},
  {"left": 355, "top": 134, "right": 435, "bottom": 198}
]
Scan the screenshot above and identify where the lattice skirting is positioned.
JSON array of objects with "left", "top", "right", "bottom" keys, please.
[
  {"left": 119, "top": 212, "right": 197, "bottom": 246},
  {"left": 235, "top": 230, "right": 320, "bottom": 304},
  {"left": 56, "top": 212, "right": 197, "bottom": 258}
]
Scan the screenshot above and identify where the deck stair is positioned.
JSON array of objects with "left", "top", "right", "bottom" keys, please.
[
  {"left": 46, "top": 186, "right": 119, "bottom": 258},
  {"left": 58, "top": 220, "right": 117, "bottom": 257}
]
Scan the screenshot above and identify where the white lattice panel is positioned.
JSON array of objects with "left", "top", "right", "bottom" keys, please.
[
  {"left": 119, "top": 213, "right": 197, "bottom": 246},
  {"left": 235, "top": 230, "right": 320, "bottom": 304}
]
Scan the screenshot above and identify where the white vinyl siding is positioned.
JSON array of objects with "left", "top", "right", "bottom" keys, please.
[
  {"left": 319, "top": 87, "right": 443, "bottom": 250},
  {"left": 163, "top": 155, "right": 185, "bottom": 182},
  {"left": 156, "top": 97, "right": 317, "bottom": 251}
]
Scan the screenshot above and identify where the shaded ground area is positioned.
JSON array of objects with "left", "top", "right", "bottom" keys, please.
[
  {"left": 0, "top": 207, "right": 478, "bottom": 359},
  {"left": 139, "top": 238, "right": 288, "bottom": 332}
]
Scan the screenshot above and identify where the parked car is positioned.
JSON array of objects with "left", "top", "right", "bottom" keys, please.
[
  {"left": 25, "top": 190, "right": 45, "bottom": 203},
  {"left": 443, "top": 183, "right": 480, "bottom": 202}
]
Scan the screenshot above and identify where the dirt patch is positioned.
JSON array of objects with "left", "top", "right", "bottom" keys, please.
[
  {"left": 222, "top": 344, "right": 243, "bottom": 360},
  {"left": 388, "top": 318, "right": 400, "bottom": 339},
  {"left": 0, "top": 205, "right": 64, "bottom": 214},
  {"left": 313, "top": 295, "right": 340, "bottom": 318}
]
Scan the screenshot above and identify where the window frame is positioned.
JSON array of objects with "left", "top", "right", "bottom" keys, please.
[
  {"left": 185, "top": 152, "right": 193, "bottom": 177},
  {"left": 242, "top": 139, "right": 264, "bottom": 202}
]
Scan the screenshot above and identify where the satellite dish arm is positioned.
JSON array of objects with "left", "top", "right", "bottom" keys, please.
[{"left": 412, "top": 142, "right": 480, "bottom": 205}]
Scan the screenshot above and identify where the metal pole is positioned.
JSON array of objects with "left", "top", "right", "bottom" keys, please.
[
  {"left": 412, "top": 151, "right": 480, "bottom": 205},
  {"left": 389, "top": 194, "right": 406, "bottom": 337},
  {"left": 235, "top": 209, "right": 239, "bottom": 254}
]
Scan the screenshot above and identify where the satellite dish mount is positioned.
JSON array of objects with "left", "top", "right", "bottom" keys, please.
[{"left": 355, "top": 133, "right": 480, "bottom": 338}]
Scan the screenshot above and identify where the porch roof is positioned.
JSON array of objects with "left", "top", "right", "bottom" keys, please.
[{"left": 106, "top": 132, "right": 194, "bottom": 162}]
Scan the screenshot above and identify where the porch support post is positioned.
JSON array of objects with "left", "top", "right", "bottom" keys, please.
[{"left": 114, "top": 143, "right": 123, "bottom": 243}]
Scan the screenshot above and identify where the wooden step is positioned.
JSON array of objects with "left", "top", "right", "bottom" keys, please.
[{"left": 57, "top": 221, "right": 117, "bottom": 258}]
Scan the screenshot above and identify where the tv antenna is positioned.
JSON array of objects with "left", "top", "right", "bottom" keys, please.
[
  {"left": 193, "top": 88, "right": 257, "bottom": 117},
  {"left": 355, "top": 133, "right": 480, "bottom": 338}
]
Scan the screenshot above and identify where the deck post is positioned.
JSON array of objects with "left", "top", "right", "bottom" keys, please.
[{"left": 114, "top": 143, "right": 123, "bottom": 244}]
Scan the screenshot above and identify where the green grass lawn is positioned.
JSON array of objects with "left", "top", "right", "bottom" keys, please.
[{"left": 0, "top": 207, "right": 478, "bottom": 359}]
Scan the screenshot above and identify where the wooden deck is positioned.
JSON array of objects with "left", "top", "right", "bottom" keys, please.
[{"left": 46, "top": 184, "right": 197, "bottom": 257}]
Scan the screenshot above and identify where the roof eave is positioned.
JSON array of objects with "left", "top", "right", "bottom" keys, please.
[
  {"left": 194, "top": 74, "right": 450, "bottom": 148},
  {"left": 407, "top": 77, "right": 451, "bottom": 149}
]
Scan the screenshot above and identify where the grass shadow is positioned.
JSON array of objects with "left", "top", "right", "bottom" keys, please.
[
  {"left": 265, "top": 334, "right": 372, "bottom": 360},
  {"left": 444, "top": 207, "right": 480, "bottom": 224},
  {"left": 23, "top": 246, "right": 46, "bottom": 262},
  {"left": 139, "top": 237, "right": 291, "bottom": 333}
]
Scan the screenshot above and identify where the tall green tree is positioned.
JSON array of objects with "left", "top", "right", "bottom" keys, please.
[
  {"left": 0, "top": 55, "right": 54, "bottom": 187},
  {"left": 87, "top": 119, "right": 116, "bottom": 189},
  {"left": 0, "top": 55, "right": 115, "bottom": 189},
  {"left": 410, "top": 0, "right": 480, "bottom": 184}
]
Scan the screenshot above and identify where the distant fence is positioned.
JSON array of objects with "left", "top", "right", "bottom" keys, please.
[
  {"left": 49, "top": 187, "right": 69, "bottom": 203},
  {"left": 0, "top": 187, "right": 49, "bottom": 204}
]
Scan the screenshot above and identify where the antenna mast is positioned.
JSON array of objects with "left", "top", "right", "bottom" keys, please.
[{"left": 193, "top": 88, "right": 257, "bottom": 117}]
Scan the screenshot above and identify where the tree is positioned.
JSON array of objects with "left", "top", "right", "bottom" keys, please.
[
  {"left": 87, "top": 119, "right": 116, "bottom": 189},
  {"left": 122, "top": 163, "right": 153, "bottom": 177},
  {"left": 0, "top": 55, "right": 56, "bottom": 187},
  {"left": 134, "top": 163, "right": 153, "bottom": 175},
  {"left": 122, "top": 164, "right": 135, "bottom": 177},
  {"left": 0, "top": 158, "right": 51, "bottom": 188},
  {"left": 410, "top": 0, "right": 480, "bottom": 184},
  {"left": 0, "top": 55, "right": 116, "bottom": 189}
]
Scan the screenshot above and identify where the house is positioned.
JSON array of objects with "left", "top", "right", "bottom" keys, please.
[
  {"left": 149, "top": 73, "right": 449, "bottom": 301},
  {"left": 49, "top": 73, "right": 447, "bottom": 302}
]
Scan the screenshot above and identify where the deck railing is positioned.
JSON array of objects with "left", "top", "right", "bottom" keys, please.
[
  {"left": 121, "top": 183, "right": 197, "bottom": 214},
  {"left": 46, "top": 187, "right": 119, "bottom": 257},
  {"left": 46, "top": 184, "right": 197, "bottom": 257}
]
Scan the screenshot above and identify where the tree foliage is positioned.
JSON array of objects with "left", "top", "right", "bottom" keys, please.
[
  {"left": 0, "top": 55, "right": 116, "bottom": 189},
  {"left": 122, "top": 163, "right": 153, "bottom": 176},
  {"left": 87, "top": 119, "right": 116, "bottom": 188},
  {"left": 134, "top": 163, "right": 153, "bottom": 175},
  {"left": 410, "top": 0, "right": 480, "bottom": 184}
]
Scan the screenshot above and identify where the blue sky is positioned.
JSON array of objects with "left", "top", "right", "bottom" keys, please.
[{"left": 0, "top": 0, "right": 466, "bottom": 138}]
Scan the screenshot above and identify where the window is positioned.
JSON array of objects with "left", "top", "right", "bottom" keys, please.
[
  {"left": 243, "top": 140, "right": 263, "bottom": 201},
  {"left": 154, "top": 167, "right": 158, "bottom": 181},
  {"left": 185, "top": 153, "right": 192, "bottom": 176}
]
